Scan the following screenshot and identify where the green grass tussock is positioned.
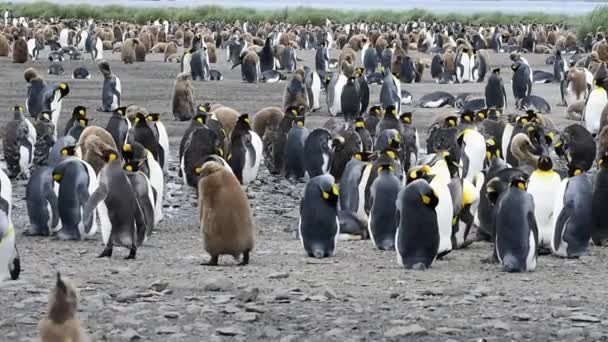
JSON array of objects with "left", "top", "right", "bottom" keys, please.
[
  {"left": 0, "top": 1, "right": 582, "bottom": 26},
  {"left": 578, "top": 5, "right": 608, "bottom": 41}
]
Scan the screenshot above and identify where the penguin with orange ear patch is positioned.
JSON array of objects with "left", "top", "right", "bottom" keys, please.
[
  {"left": 106, "top": 106, "right": 131, "bottom": 149},
  {"left": 227, "top": 113, "right": 262, "bottom": 185}
]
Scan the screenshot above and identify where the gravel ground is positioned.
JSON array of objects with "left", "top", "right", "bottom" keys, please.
[{"left": 1, "top": 46, "right": 607, "bottom": 342}]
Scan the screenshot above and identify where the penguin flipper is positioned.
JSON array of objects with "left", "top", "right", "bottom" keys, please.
[
  {"left": 45, "top": 187, "right": 60, "bottom": 229},
  {"left": 553, "top": 202, "right": 573, "bottom": 254},
  {"left": 83, "top": 183, "right": 108, "bottom": 227}
]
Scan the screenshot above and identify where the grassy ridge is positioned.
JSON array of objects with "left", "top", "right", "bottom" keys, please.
[
  {"left": 0, "top": 1, "right": 579, "bottom": 26},
  {"left": 578, "top": 6, "right": 608, "bottom": 40}
]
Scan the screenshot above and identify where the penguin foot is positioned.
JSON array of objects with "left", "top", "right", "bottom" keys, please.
[
  {"left": 201, "top": 255, "right": 219, "bottom": 266},
  {"left": 436, "top": 250, "right": 452, "bottom": 260},
  {"left": 125, "top": 247, "right": 137, "bottom": 260},
  {"left": 98, "top": 247, "right": 113, "bottom": 258},
  {"left": 538, "top": 247, "right": 552, "bottom": 255},
  {"left": 481, "top": 253, "right": 499, "bottom": 264},
  {"left": 58, "top": 232, "right": 80, "bottom": 241},
  {"left": 23, "top": 229, "right": 49, "bottom": 237},
  {"left": 238, "top": 251, "right": 250, "bottom": 266},
  {"left": 457, "top": 240, "right": 474, "bottom": 249}
]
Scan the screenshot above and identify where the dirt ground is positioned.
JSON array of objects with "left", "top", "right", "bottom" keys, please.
[{"left": 1, "top": 45, "right": 608, "bottom": 342}]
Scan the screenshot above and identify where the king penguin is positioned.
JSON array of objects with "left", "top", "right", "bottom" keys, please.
[
  {"left": 380, "top": 67, "right": 402, "bottom": 112},
  {"left": 338, "top": 151, "right": 374, "bottom": 238},
  {"left": 369, "top": 161, "right": 403, "bottom": 250},
  {"left": 3, "top": 105, "right": 36, "bottom": 179},
  {"left": 512, "top": 61, "right": 532, "bottom": 103},
  {"left": 341, "top": 77, "right": 361, "bottom": 122},
  {"left": 284, "top": 116, "right": 309, "bottom": 179},
  {"left": 303, "top": 128, "right": 333, "bottom": 178},
  {"left": 395, "top": 179, "right": 440, "bottom": 270},
  {"left": 227, "top": 113, "right": 263, "bottom": 185},
  {"left": 592, "top": 152, "right": 608, "bottom": 245},
  {"left": 485, "top": 68, "right": 507, "bottom": 112},
  {"left": 0, "top": 167, "right": 19, "bottom": 281},
  {"left": 491, "top": 177, "right": 538, "bottom": 272},
  {"left": 299, "top": 174, "right": 340, "bottom": 258},
  {"left": 145, "top": 113, "right": 170, "bottom": 171},
  {"left": 106, "top": 107, "right": 131, "bottom": 149},
  {"left": 98, "top": 61, "right": 121, "bottom": 112},
  {"left": 583, "top": 66, "right": 608, "bottom": 135},
  {"left": 63, "top": 106, "right": 87, "bottom": 137}
]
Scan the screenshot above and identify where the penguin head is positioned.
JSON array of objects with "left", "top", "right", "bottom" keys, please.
[
  {"left": 74, "top": 117, "right": 89, "bottom": 127},
  {"left": 353, "top": 151, "right": 373, "bottom": 162},
  {"left": 123, "top": 160, "right": 142, "bottom": 173},
  {"left": 193, "top": 113, "right": 208, "bottom": 125},
  {"left": 537, "top": 154, "right": 553, "bottom": 171},
  {"left": 377, "top": 163, "right": 396, "bottom": 174},
  {"left": 133, "top": 112, "right": 147, "bottom": 124},
  {"left": 12, "top": 105, "right": 23, "bottom": 113},
  {"left": 492, "top": 68, "right": 500, "bottom": 75},
  {"left": 355, "top": 67, "right": 365, "bottom": 77},
  {"left": 285, "top": 105, "right": 301, "bottom": 118},
  {"left": 444, "top": 116, "right": 458, "bottom": 127},
  {"left": 197, "top": 103, "right": 211, "bottom": 114},
  {"left": 52, "top": 171, "right": 63, "bottom": 183},
  {"left": 98, "top": 61, "right": 111, "bottom": 75},
  {"left": 387, "top": 131, "right": 401, "bottom": 149},
  {"left": 475, "top": 110, "right": 487, "bottom": 121},
  {"left": 510, "top": 177, "right": 527, "bottom": 191},
  {"left": 369, "top": 106, "right": 383, "bottom": 117},
  {"left": 567, "top": 164, "right": 584, "bottom": 177},
  {"left": 332, "top": 135, "right": 345, "bottom": 149},
  {"left": 354, "top": 117, "right": 366, "bottom": 128},
  {"left": 487, "top": 108, "right": 501, "bottom": 120},
  {"left": 72, "top": 106, "right": 86, "bottom": 119},
  {"left": 511, "top": 62, "right": 520, "bottom": 71},
  {"left": 598, "top": 152, "right": 608, "bottom": 169},
  {"left": 293, "top": 115, "right": 306, "bottom": 127},
  {"left": 406, "top": 164, "right": 433, "bottom": 184},
  {"left": 380, "top": 148, "right": 400, "bottom": 162},
  {"left": 60, "top": 145, "right": 77, "bottom": 157},
  {"left": 440, "top": 150, "right": 461, "bottom": 178},
  {"left": 237, "top": 113, "right": 252, "bottom": 129},
  {"left": 400, "top": 112, "right": 413, "bottom": 124},
  {"left": 57, "top": 82, "right": 70, "bottom": 98},
  {"left": 459, "top": 111, "right": 475, "bottom": 124},
  {"left": 113, "top": 107, "right": 127, "bottom": 116},
  {"left": 146, "top": 113, "right": 160, "bottom": 122},
  {"left": 319, "top": 181, "right": 339, "bottom": 203},
  {"left": 39, "top": 111, "right": 52, "bottom": 123},
  {"left": 385, "top": 105, "right": 398, "bottom": 117},
  {"left": 102, "top": 150, "right": 120, "bottom": 164}
]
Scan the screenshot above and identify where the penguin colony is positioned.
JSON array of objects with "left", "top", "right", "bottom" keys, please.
[{"left": 3, "top": 12, "right": 608, "bottom": 338}]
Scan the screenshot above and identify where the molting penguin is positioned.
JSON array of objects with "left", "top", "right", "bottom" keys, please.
[
  {"left": 369, "top": 161, "right": 403, "bottom": 250},
  {"left": 3, "top": 105, "right": 36, "bottom": 179},
  {"left": 83, "top": 151, "right": 146, "bottom": 259},
  {"left": 227, "top": 114, "right": 263, "bottom": 185},
  {"left": 198, "top": 160, "right": 256, "bottom": 266},
  {"left": 52, "top": 155, "right": 99, "bottom": 241},
  {"left": 491, "top": 178, "right": 538, "bottom": 272},
  {"left": 284, "top": 71, "right": 309, "bottom": 113},
  {"left": 485, "top": 68, "right": 507, "bottom": 112},
  {"left": 303, "top": 128, "right": 333, "bottom": 178},
  {"left": 106, "top": 107, "right": 131, "bottom": 148},
  {"left": 395, "top": 179, "right": 440, "bottom": 270},
  {"left": 33, "top": 112, "right": 56, "bottom": 167},
  {"left": 98, "top": 61, "right": 121, "bottom": 112},
  {"left": 263, "top": 107, "right": 299, "bottom": 175},
  {"left": 551, "top": 167, "right": 592, "bottom": 258},
  {"left": 284, "top": 116, "right": 309, "bottom": 179},
  {"left": 299, "top": 174, "right": 340, "bottom": 258}
]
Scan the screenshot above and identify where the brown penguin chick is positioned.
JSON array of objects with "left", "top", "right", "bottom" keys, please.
[
  {"left": 163, "top": 41, "right": 178, "bottom": 62},
  {"left": 39, "top": 273, "right": 90, "bottom": 342},
  {"left": 198, "top": 160, "right": 255, "bottom": 266},
  {"left": 567, "top": 100, "right": 585, "bottom": 121},
  {"left": 597, "top": 126, "right": 608, "bottom": 158},
  {"left": 211, "top": 106, "right": 239, "bottom": 137},
  {"left": 336, "top": 33, "right": 348, "bottom": 49},
  {"left": 134, "top": 38, "right": 146, "bottom": 62},
  {"left": 443, "top": 50, "right": 456, "bottom": 75},
  {"left": 253, "top": 106, "right": 284, "bottom": 139},
  {"left": 282, "top": 71, "right": 309, "bottom": 113},
  {"left": 0, "top": 34, "right": 10, "bottom": 56},
  {"left": 340, "top": 60, "right": 354, "bottom": 78},
  {"left": 207, "top": 43, "right": 217, "bottom": 64},
  {"left": 12, "top": 35, "right": 28, "bottom": 63},
  {"left": 156, "top": 29, "right": 167, "bottom": 43},
  {"left": 347, "top": 34, "right": 364, "bottom": 51},
  {"left": 121, "top": 38, "right": 137, "bottom": 64},
  {"left": 113, "top": 24, "right": 123, "bottom": 42},
  {"left": 77, "top": 126, "right": 119, "bottom": 174},
  {"left": 183, "top": 29, "right": 194, "bottom": 49},
  {"left": 375, "top": 36, "right": 388, "bottom": 53},
  {"left": 126, "top": 105, "right": 149, "bottom": 123},
  {"left": 338, "top": 45, "right": 356, "bottom": 70},
  {"left": 510, "top": 133, "right": 540, "bottom": 168},
  {"left": 534, "top": 44, "right": 551, "bottom": 54},
  {"left": 102, "top": 40, "right": 113, "bottom": 50},
  {"left": 150, "top": 42, "right": 168, "bottom": 53},
  {"left": 172, "top": 72, "right": 196, "bottom": 121},
  {"left": 138, "top": 30, "right": 152, "bottom": 51},
  {"left": 567, "top": 67, "right": 589, "bottom": 101}
]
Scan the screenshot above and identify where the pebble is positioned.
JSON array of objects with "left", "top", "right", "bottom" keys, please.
[
  {"left": 236, "top": 288, "right": 259, "bottom": 302},
  {"left": 268, "top": 272, "right": 290, "bottom": 279},
  {"left": 216, "top": 326, "right": 246, "bottom": 336},
  {"left": 569, "top": 314, "right": 601, "bottom": 323},
  {"left": 556, "top": 327, "right": 584, "bottom": 337},
  {"left": 322, "top": 287, "right": 338, "bottom": 300},
  {"left": 155, "top": 326, "right": 179, "bottom": 335},
  {"left": 480, "top": 320, "right": 510, "bottom": 331},
  {"left": 222, "top": 305, "right": 241, "bottom": 314},
  {"left": 235, "top": 312, "right": 259, "bottom": 322},
  {"left": 513, "top": 313, "right": 532, "bottom": 321},
  {"left": 384, "top": 324, "right": 427, "bottom": 338},
  {"left": 185, "top": 304, "right": 200, "bottom": 315},
  {"left": 116, "top": 291, "right": 139, "bottom": 303},
  {"left": 150, "top": 281, "right": 169, "bottom": 293},
  {"left": 163, "top": 312, "right": 180, "bottom": 319},
  {"left": 203, "top": 278, "right": 233, "bottom": 292},
  {"left": 120, "top": 328, "right": 141, "bottom": 341}
]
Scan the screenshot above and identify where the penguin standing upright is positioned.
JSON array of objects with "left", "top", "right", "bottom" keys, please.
[
  {"left": 172, "top": 72, "right": 196, "bottom": 121},
  {"left": 355, "top": 67, "right": 369, "bottom": 115},
  {"left": 456, "top": 48, "right": 472, "bottom": 83},
  {"left": 304, "top": 66, "right": 322, "bottom": 112},
  {"left": 584, "top": 67, "right": 608, "bottom": 135},
  {"left": 228, "top": 114, "right": 262, "bottom": 185},
  {"left": 485, "top": 68, "right": 507, "bottom": 112},
  {"left": 512, "top": 61, "right": 532, "bottom": 103},
  {"left": 33, "top": 112, "right": 56, "bottom": 167},
  {"left": 299, "top": 174, "right": 340, "bottom": 258},
  {"left": 328, "top": 63, "right": 349, "bottom": 116},
  {"left": 339, "top": 151, "right": 373, "bottom": 235},
  {"left": 260, "top": 37, "right": 275, "bottom": 72},
  {"left": 181, "top": 125, "right": 224, "bottom": 188},
  {"left": 284, "top": 116, "right": 309, "bottom": 179},
  {"left": 98, "top": 61, "right": 121, "bottom": 112},
  {"left": 395, "top": 179, "right": 440, "bottom": 270},
  {"left": 67, "top": 117, "right": 88, "bottom": 141},
  {"left": 380, "top": 68, "right": 402, "bottom": 112},
  {"left": 355, "top": 118, "right": 373, "bottom": 152},
  {"left": 527, "top": 155, "right": 562, "bottom": 251},
  {"left": 122, "top": 161, "right": 156, "bottom": 239},
  {"left": 106, "top": 107, "right": 131, "bottom": 148},
  {"left": 0, "top": 168, "right": 19, "bottom": 281},
  {"left": 315, "top": 41, "right": 330, "bottom": 72},
  {"left": 491, "top": 178, "right": 538, "bottom": 272},
  {"left": 145, "top": 113, "right": 170, "bottom": 171},
  {"left": 52, "top": 156, "right": 99, "bottom": 241},
  {"left": 341, "top": 77, "right": 360, "bottom": 122},
  {"left": 303, "top": 128, "right": 333, "bottom": 178},
  {"left": 63, "top": 106, "right": 87, "bottom": 136},
  {"left": 3, "top": 105, "right": 36, "bottom": 179},
  {"left": 369, "top": 161, "right": 403, "bottom": 251},
  {"left": 83, "top": 151, "right": 148, "bottom": 259},
  {"left": 458, "top": 112, "right": 486, "bottom": 183},
  {"left": 592, "top": 151, "right": 608, "bottom": 245},
  {"left": 551, "top": 168, "right": 592, "bottom": 258},
  {"left": 129, "top": 113, "right": 161, "bottom": 167}
]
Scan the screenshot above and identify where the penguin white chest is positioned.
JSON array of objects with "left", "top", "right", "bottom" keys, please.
[
  {"left": 528, "top": 170, "right": 562, "bottom": 248},
  {"left": 584, "top": 87, "right": 607, "bottom": 135}
]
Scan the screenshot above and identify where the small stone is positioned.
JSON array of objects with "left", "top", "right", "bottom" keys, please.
[
  {"left": 389, "top": 293, "right": 399, "bottom": 299},
  {"left": 569, "top": 314, "right": 601, "bottom": 323},
  {"left": 513, "top": 313, "right": 532, "bottom": 321},
  {"left": 384, "top": 324, "right": 427, "bottom": 338},
  {"left": 435, "top": 327, "right": 462, "bottom": 335},
  {"left": 116, "top": 291, "right": 138, "bottom": 303},
  {"left": 212, "top": 295, "right": 233, "bottom": 304},
  {"left": 322, "top": 287, "right": 338, "bottom": 300},
  {"left": 236, "top": 288, "right": 259, "bottom": 303},
  {"left": 325, "top": 328, "right": 344, "bottom": 337},
  {"left": 163, "top": 312, "right": 180, "bottom": 319},
  {"left": 261, "top": 326, "right": 281, "bottom": 338},
  {"left": 150, "top": 281, "right": 169, "bottom": 293},
  {"left": 185, "top": 305, "right": 200, "bottom": 315},
  {"left": 235, "top": 312, "right": 258, "bottom": 322},
  {"left": 557, "top": 327, "right": 584, "bottom": 337},
  {"left": 268, "top": 272, "right": 289, "bottom": 279},
  {"left": 244, "top": 304, "right": 266, "bottom": 314},
  {"left": 216, "top": 326, "right": 246, "bottom": 336},
  {"left": 155, "top": 326, "right": 179, "bottom": 335},
  {"left": 121, "top": 328, "right": 141, "bottom": 341},
  {"left": 221, "top": 305, "right": 241, "bottom": 314},
  {"left": 203, "top": 278, "right": 233, "bottom": 292},
  {"left": 481, "top": 320, "right": 510, "bottom": 331},
  {"left": 309, "top": 295, "right": 328, "bottom": 302}
]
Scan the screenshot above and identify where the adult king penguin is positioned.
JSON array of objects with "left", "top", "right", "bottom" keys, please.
[
  {"left": 0, "top": 168, "right": 19, "bottom": 281},
  {"left": 369, "top": 161, "right": 403, "bottom": 251},
  {"left": 485, "top": 68, "right": 507, "bottom": 112},
  {"left": 584, "top": 64, "right": 608, "bottom": 135},
  {"left": 98, "top": 61, "right": 121, "bottom": 112},
  {"left": 3, "top": 105, "right": 36, "bottom": 179},
  {"left": 227, "top": 114, "right": 263, "bottom": 185}
]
